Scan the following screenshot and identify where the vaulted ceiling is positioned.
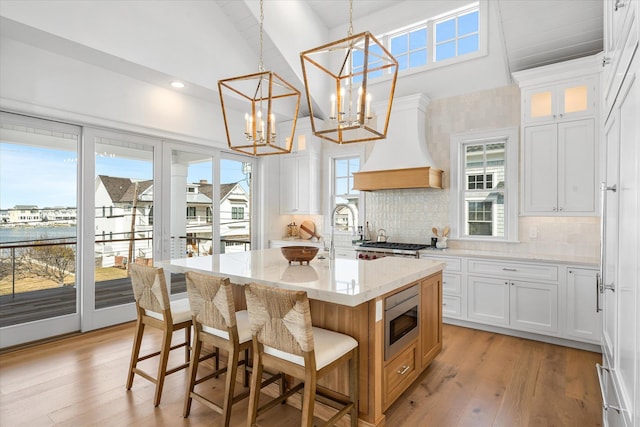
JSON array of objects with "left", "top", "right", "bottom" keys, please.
[{"left": 0, "top": 0, "right": 603, "bottom": 119}]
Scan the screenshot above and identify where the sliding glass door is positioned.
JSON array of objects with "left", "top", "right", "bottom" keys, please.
[
  {"left": 83, "top": 128, "right": 159, "bottom": 329},
  {"left": 0, "top": 114, "right": 258, "bottom": 347},
  {"left": 0, "top": 112, "right": 81, "bottom": 346}
]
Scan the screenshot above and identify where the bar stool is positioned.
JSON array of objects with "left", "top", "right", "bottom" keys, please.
[
  {"left": 126, "top": 263, "right": 192, "bottom": 406},
  {"left": 244, "top": 282, "right": 359, "bottom": 427},
  {"left": 183, "top": 271, "right": 252, "bottom": 425}
]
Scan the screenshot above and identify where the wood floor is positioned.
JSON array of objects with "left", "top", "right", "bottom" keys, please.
[{"left": 0, "top": 322, "right": 603, "bottom": 427}]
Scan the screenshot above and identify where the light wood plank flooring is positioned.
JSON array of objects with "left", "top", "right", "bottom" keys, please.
[{"left": 0, "top": 323, "right": 602, "bottom": 426}]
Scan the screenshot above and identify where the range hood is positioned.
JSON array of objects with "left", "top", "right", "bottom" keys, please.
[{"left": 353, "top": 93, "right": 443, "bottom": 191}]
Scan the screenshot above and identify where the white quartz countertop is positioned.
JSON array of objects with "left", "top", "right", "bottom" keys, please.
[
  {"left": 418, "top": 247, "right": 599, "bottom": 267},
  {"left": 158, "top": 248, "right": 445, "bottom": 307}
]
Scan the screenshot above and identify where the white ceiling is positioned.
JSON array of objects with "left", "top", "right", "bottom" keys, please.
[{"left": 0, "top": 0, "right": 603, "bottom": 118}]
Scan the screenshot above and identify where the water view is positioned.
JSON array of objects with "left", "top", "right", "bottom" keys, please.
[{"left": 0, "top": 225, "right": 76, "bottom": 244}]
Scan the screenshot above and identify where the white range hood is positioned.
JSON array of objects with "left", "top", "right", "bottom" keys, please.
[{"left": 353, "top": 93, "right": 443, "bottom": 190}]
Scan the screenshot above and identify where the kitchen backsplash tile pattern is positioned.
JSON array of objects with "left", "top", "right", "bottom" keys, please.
[{"left": 363, "top": 84, "right": 600, "bottom": 259}]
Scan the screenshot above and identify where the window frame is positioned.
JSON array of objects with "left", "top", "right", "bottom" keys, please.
[
  {"left": 450, "top": 127, "right": 519, "bottom": 242},
  {"left": 323, "top": 144, "right": 366, "bottom": 236},
  {"left": 363, "top": 1, "right": 485, "bottom": 81}
]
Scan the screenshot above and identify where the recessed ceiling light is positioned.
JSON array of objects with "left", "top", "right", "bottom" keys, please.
[{"left": 171, "top": 81, "right": 185, "bottom": 89}]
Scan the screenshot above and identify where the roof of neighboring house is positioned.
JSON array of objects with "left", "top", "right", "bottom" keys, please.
[
  {"left": 12, "top": 205, "right": 39, "bottom": 210},
  {"left": 198, "top": 183, "right": 238, "bottom": 201},
  {"left": 98, "top": 175, "right": 152, "bottom": 203}
]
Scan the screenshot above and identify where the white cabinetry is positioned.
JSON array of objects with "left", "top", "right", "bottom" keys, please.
[
  {"left": 279, "top": 121, "right": 322, "bottom": 215},
  {"left": 513, "top": 56, "right": 600, "bottom": 217},
  {"left": 603, "top": 0, "right": 638, "bottom": 113},
  {"left": 467, "top": 259, "right": 559, "bottom": 335},
  {"left": 600, "top": 41, "right": 639, "bottom": 426},
  {"left": 521, "top": 76, "right": 597, "bottom": 124},
  {"left": 565, "top": 267, "right": 601, "bottom": 344},
  {"left": 522, "top": 119, "right": 596, "bottom": 215},
  {"left": 420, "top": 254, "right": 463, "bottom": 319}
]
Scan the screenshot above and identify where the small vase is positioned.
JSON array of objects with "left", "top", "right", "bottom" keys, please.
[{"left": 436, "top": 237, "right": 448, "bottom": 249}]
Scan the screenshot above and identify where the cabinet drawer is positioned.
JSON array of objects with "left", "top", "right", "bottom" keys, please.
[
  {"left": 442, "top": 273, "right": 462, "bottom": 295},
  {"left": 420, "top": 255, "right": 462, "bottom": 272},
  {"left": 442, "top": 295, "right": 461, "bottom": 318},
  {"left": 383, "top": 343, "right": 417, "bottom": 409},
  {"left": 467, "top": 259, "right": 558, "bottom": 282}
]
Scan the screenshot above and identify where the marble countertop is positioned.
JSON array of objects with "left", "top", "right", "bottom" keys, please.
[
  {"left": 158, "top": 248, "right": 445, "bottom": 307},
  {"left": 418, "top": 247, "right": 599, "bottom": 267}
]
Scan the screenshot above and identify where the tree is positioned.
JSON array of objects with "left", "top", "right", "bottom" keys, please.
[{"left": 23, "top": 242, "right": 76, "bottom": 286}]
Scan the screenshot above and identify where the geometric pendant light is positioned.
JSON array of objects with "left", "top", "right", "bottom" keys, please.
[
  {"left": 300, "top": 0, "right": 398, "bottom": 144},
  {"left": 218, "top": 0, "right": 301, "bottom": 156}
]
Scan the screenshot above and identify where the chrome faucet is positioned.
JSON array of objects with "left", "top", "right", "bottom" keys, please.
[{"left": 330, "top": 203, "right": 356, "bottom": 260}]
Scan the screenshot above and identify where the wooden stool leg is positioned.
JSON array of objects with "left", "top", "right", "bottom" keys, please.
[
  {"left": 184, "top": 325, "right": 191, "bottom": 363},
  {"left": 126, "top": 319, "right": 145, "bottom": 390},
  {"left": 243, "top": 348, "right": 250, "bottom": 387},
  {"left": 350, "top": 349, "right": 359, "bottom": 427},
  {"left": 300, "top": 372, "right": 317, "bottom": 427},
  {"left": 222, "top": 346, "right": 239, "bottom": 427},
  {"left": 154, "top": 328, "right": 173, "bottom": 407},
  {"left": 246, "top": 346, "right": 263, "bottom": 427},
  {"left": 183, "top": 332, "right": 202, "bottom": 417}
]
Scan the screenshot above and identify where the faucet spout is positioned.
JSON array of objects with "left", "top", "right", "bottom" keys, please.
[{"left": 330, "top": 203, "right": 356, "bottom": 260}]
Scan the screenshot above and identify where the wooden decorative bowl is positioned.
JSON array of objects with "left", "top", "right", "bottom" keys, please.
[{"left": 280, "top": 246, "right": 319, "bottom": 265}]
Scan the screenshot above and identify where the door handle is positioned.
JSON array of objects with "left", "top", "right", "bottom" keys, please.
[
  {"left": 596, "top": 272, "right": 602, "bottom": 312},
  {"left": 596, "top": 364, "right": 622, "bottom": 413}
]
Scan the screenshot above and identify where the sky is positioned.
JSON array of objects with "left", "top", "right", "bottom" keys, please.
[{"left": 0, "top": 143, "right": 249, "bottom": 209}]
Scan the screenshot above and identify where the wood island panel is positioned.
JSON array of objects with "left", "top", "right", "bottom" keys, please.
[{"left": 308, "top": 271, "right": 443, "bottom": 426}]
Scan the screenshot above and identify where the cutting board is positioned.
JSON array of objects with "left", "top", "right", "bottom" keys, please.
[{"left": 298, "top": 220, "right": 316, "bottom": 240}]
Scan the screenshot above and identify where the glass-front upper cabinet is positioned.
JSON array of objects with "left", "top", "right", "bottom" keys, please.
[{"left": 522, "top": 76, "right": 597, "bottom": 124}]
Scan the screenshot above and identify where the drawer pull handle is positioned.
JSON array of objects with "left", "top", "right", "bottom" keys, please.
[
  {"left": 503, "top": 268, "right": 517, "bottom": 272},
  {"left": 596, "top": 364, "right": 622, "bottom": 413},
  {"left": 397, "top": 365, "right": 411, "bottom": 375}
]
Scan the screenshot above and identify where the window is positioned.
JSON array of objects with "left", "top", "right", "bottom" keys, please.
[
  {"left": 231, "top": 206, "right": 244, "bottom": 220},
  {"left": 435, "top": 9, "right": 479, "bottom": 62},
  {"left": 332, "top": 156, "right": 361, "bottom": 232},
  {"left": 351, "top": 2, "right": 483, "bottom": 82},
  {"left": 390, "top": 27, "right": 427, "bottom": 71},
  {"left": 186, "top": 206, "right": 196, "bottom": 219},
  {"left": 450, "top": 128, "right": 518, "bottom": 241}
]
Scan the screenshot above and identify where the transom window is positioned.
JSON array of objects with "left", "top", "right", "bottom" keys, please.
[
  {"left": 352, "top": 2, "right": 482, "bottom": 82},
  {"left": 435, "top": 9, "right": 479, "bottom": 62}
]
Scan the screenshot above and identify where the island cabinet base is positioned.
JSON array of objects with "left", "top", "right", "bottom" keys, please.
[{"left": 308, "top": 271, "right": 443, "bottom": 426}]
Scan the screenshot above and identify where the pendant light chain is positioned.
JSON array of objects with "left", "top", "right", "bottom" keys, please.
[
  {"left": 259, "top": 0, "right": 264, "bottom": 72},
  {"left": 348, "top": 0, "right": 353, "bottom": 38}
]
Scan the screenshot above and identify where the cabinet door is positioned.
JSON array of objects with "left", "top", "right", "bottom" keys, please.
[
  {"left": 566, "top": 268, "right": 602, "bottom": 343},
  {"left": 523, "top": 79, "right": 596, "bottom": 124},
  {"left": 280, "top": 156, "right": 299, "bottom": 214},
  {"left": 557, "top": 119, "right": 596, "bottom": 213},
  {"left": 523, "top": 124, "right": 558, "bottom": 213},
  {"left": 468, "top": 275, "right": 509, "bottom": 326},
  {"left": 523, "top": 87, "right": 556, "bottom": 123},
  {"left": 510, "top": 280, "right": 558, "bottom": 334}
]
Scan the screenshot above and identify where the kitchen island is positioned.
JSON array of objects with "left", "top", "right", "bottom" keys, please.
[{"left": 158, "top": 248, "right": 445, "bottom": 426}]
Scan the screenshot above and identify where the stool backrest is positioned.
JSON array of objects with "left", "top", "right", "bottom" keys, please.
[
  {"left": 129, "top": 263, "right": 170, "bottom": 314},
  {"left": 245, "top": 282, "right": 314, "bottom": 356},
  {"left": 185, "top": 271, "right": 235, "bottom": 330}
]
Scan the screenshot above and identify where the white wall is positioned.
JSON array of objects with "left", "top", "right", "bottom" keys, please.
[{"left": 0, "top": 36, "right": 229, "bottom": 146}]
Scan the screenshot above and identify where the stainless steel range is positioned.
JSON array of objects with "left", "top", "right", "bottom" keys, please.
[{"left": 355, "top": 242, "right": 429, "bottom": 259}]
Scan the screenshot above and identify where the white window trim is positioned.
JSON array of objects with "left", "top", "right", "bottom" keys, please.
[
  {"left": 322, "top": 143, "right": 366, "bottom": 235},
  {"left": 366, "top": 0, "right": 486, "bottom": 84},
  {"left": 450, "top": 127, "right": 519, "bottom": 242}
]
